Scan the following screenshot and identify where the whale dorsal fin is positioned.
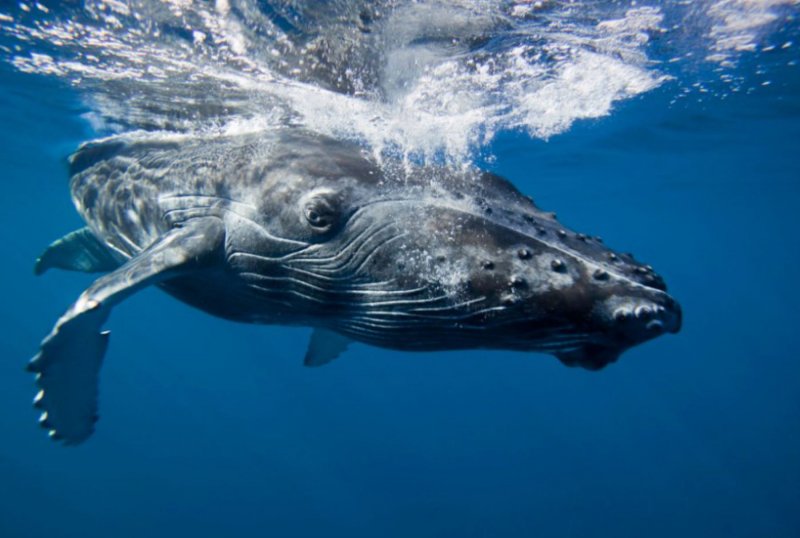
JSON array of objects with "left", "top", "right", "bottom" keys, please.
[
  {"left": 304, "top": 329, "right": 351, "bottom": 367},
  {"left": 34, "top": 227, "right": 120, "bottom": 275},
  {"left": 27, "top": 217, "right": 225, "bottom": 445}
]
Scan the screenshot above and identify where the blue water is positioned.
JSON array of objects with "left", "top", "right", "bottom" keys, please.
[{"left": 1, "top": 7, "right": 800, "bottom": 538}]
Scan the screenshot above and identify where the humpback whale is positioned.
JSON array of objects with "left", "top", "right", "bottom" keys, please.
[{"left": 28, "top": 129, "right": 681, "bottom": 444}]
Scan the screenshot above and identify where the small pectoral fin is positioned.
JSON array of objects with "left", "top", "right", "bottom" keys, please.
[
  {"left": 35, "top": 227, "right": 120, "bottom": 275},
  {"left": 304, "top": 329, "right": 351, "bottom": 367},
  {"left": 28, "top": 217, "right": 225, "bottom": 444}
]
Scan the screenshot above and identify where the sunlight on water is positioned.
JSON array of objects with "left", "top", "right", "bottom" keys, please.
[{"left": 0, "top": 0, "right": 797, "bottom": 162}]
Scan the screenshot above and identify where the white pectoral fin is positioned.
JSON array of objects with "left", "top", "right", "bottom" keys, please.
[
  {"left": 28, "top": 217, "right": 225, "bottom": 445},
  {"left": 304, "top": 329, "right": 352, "bottom": 367},
  {"left": 28, "top": 300, "right": 110, "bottom": 444}
]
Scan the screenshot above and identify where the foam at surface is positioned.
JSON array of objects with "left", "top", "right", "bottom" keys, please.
[{"left": 0, "top": 1, "right": 795, "bottom": 164}]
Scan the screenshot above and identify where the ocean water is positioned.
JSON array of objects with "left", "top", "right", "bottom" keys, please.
[{"left": 0, "top": 1, "right": 799, "bottom": 537}]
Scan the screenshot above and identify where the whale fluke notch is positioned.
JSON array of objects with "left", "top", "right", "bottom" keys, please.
[
  {"left": 29, "top": 217, "right": 225, "bottom": 444},
  {"left": 34, "top": 227, "right": 120, "bottom": 275},
  {"left": 304, "top": 329, "right": 351, "bottom": 367}
]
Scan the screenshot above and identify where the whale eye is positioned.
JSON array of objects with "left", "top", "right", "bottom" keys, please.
[{"left": 303, "top": 192, "right": 340, "bottom": 232}]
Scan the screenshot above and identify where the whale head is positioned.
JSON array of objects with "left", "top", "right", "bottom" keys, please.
[{"left": 228, "top": 132, "right": 681, "bottom": 369}]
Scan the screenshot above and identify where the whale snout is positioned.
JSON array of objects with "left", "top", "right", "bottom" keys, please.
[
  {"left": 604, "top": 292, "right": 682, "bottom": 337},
  {"left": 557, "top": 291, "right": 681, "bottom": 370}
]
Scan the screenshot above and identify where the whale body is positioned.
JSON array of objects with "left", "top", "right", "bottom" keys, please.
[{"left": 28, "top": 129, "right": 681, "bottom": 444}]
